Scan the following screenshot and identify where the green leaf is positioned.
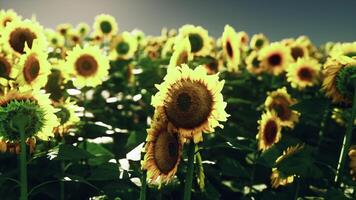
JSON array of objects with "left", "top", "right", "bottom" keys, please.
[
  {"left": 57, "top": 144, "right": 94, "bottom": 161},
  {"left": 87, "top": 163, "right": 120, "bottom": 181}
]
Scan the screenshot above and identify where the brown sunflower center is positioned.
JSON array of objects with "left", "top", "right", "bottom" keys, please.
[
  {"left": 3, "top": 18, "right": 12, "bottom": 27},
  {"left": 23, "top": 55, "right": 40, "bottom": 83},
  {"left": 264, "top": 120, "right": 278, "bottom": 145},
  {"left": 291, "top": 47, "right": 304, "bottom": 60},
  {"left": 75, "top": 54, "right": 98, "bottom": 77},
  {"left": 59, "top": 28, "right": 67, "bottom": 35},
  {"left": 297, "top": 67, "right": 313, "bottom": 81},
  {"left": 165, "top": 80, "right": 213, "bottom": 129},
  {"left": 154, "top": 130, "right": 179, "bottom": 174},
  {"left": 268, "top": 53, "right": 282, "bottom": 67},
  {"left": 0, "top": 57, "right": 11, "bottom": 78},
  {"left": 9, "top": 28, "right": 37, "bottom": 54},
  {"left": 269, "top": 97, "right": 291, "bottom": 121},
  {"left": 226, "top": 40, "right": 233, "bottom": 58},
  {"left": 176, "top": 51, "right": 188, "bottom": 66},
  {"left": 206, "top": 57, "right": 218, "bottom": 73}
]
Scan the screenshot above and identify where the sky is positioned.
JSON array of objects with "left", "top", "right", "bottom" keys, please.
[{"left": 1, "top": 0, "right": 356, "bottom": 45}]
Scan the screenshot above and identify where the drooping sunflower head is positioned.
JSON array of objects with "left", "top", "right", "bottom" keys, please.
[
  {"left": 250, "top": 33, "right": 269, "bottom": 50},
  {"left": 0, "top": 9, "right": 22, "bottom": 29},
  {"left": 271, "top": 144, "right": 304, "bottom": 188},
  {"left": 2, "top": 137, "right": 37, "bottom": 154},
  {"left": 142, "top": 112, "right": 183, "bottom": 186},
  {"left": 221, "top": 25, "right": 240, "bottom": 72},
  {"left": 330, "top": 42, "right": 356, "bottom": 58},
  {"left": 287, "top": 57, "right": 321, "bottom": 89},
  {"left": 76, "top": 22, "right": 90, "bottom": 36},
  {"left": 246, "top": 50, "right": 265, "bottom": 75},
  {"left": 348, "top": 146, "right": 356, "bottom": 181},
  {"left": 53, "top": 98, "right": 80, "bottom": 136},
  {"left": 93, "top": 14, "right": 118, "bottom": 38},
  {"left": 0, "top": 90, "right": 59, "bottom": 141},
  {"left": 1, "top": 19, "right": 47, "bottom": 56},
  {"left": 265, "top": 87, "right": 300, "bottom": 128},
  {"left": 15, "top": 39, "right": 51, "bottom": 91},
  {"left": 322, "top": 56, "right": 356, "bottom": 104},
  {"left": 66, "top": 45, "right": 110, "bottom": 88},
  {"left": 178, "top": 24, "right": 212, "bottom": 57},
  {"left": 168, "top": 36, "right": 193, "bottom": 69},
  {"left": 56, "top": 23, "right": 72, "bottom": 36},
  {"left": 109, "top": 31, "right": 138, "bottom": 60},
  {"left": 152, "top": 64, "right": 229, "bottom": 143},
  {"left": 259, "top": 42, "right": 292, "bottom": 75},
  {"left": 236, "top": 31, "right": 249, "bottom": 50},
  {"left": 257, "top": 111, "right": 282, "bottom": 151}
]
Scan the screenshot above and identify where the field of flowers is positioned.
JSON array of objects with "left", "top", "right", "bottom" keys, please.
[{"left": 0, "top": 9, "right": 356, "bottom": 200}]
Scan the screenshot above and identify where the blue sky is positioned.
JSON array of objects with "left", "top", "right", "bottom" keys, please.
[{"left": 1, "top": 0, "right": 355, "bottom": 45}]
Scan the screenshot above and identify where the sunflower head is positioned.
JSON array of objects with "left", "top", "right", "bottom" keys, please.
[
  {"left": 250, "top": 33, "right": 269, "bottom": 50},
  {"left": 0, "top": 52, "right": 17, "bottom": 81},
  {"left": 289, "top": 41, "right": 309, "bottom": 61},
  {"left": 265, "top": 87, "right": 300, "bottom": 128},
  {"left": 53, "top": 98, "right": 80, "bottom": 136},
  {"left": 45, "top": 29, "right": 65, "bottom": 48},
  {"left": 330, "top": 42, "right": 356, "bottom": 58},
  {"left": 0, "top": 90, "right": 58, "bottom": 141},
  {"left": 0, "top": 9, "right": 21, "bottom": 29},
  {"left": 322, "top": 56, "right": 356, "bottom": 103},
  {"left": 221, "top": 25, "right": 241, "bottom": 72},
  {"left": 203, "top": 55, "right": 223, "bottom": 75},
  {"left": 246, "top": 50, "right": 265, "bottom": 75},
  {"left": 259, "top": 42, "right": 292, "bottom": 75},
  {"left": 257, "top": 111, "right": 282, "bottom": 151},
  {"left": 168, "top": 36, "right": 193, "bottom": 69},
  {"left": 93, "top": 14, "right": 118, "bottom": 37},
  {"left": 152, "top": 64, "right": 228, "bottom": 143},
  {"left": 178, "top": 25, "right": 212, "bottom": 57},
  {"left": 236, "top": 31, "right": 249, "bottom": 50},
  {"left": 56, "top": 23, "right": 72, "bottom": 36},
  {"left": 76, "top": 22, "right": 90, "bottom": 36},
  {"left": 110, "top": 32, "right": 138, "bottom": 60},
  {"left": 287, "top": 57, "right": 321, "bottom": 89}
]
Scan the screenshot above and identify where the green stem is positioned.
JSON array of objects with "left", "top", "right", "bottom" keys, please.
[
  {"left": 19, "top": 124, "right": 28, "bottom": 200},
  {"left": 139, "top": 170, "right": 147, "bottom": 200},
  {"left": 60, "top": 137, "right": 65, "bottom": 200},
  {"left": 294, "top": 178, "right": 300, "bottom": 200},
  {"left": 335, "top": 80, "right": 356, "bottom": 183},
  {"left": 183, "top": 141, "right": 195, "bottom": 200}
]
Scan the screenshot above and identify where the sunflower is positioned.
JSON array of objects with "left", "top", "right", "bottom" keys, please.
[
  {"left": 330, "top": 42, "right": 356, "bottom": 58},
  {"left": 178, "top": 25, "right": 212, "bottom": 57},
  {"left": 90, "top": 32, "right": 104, "bottom": 45},
  {"left": 45, "top": 29, "right": 65, "bottom": 48},
  {"left": 250, "top": 33, "right": 269, "bottom": 50},
  {"left": 348, "top": 146, "right": 356, "bottom": 181},
  {"left": 93, "top": 14, "right": 118, "bottom": 38},
  {"left": 289, "top": 40, "right": 310, "bottom": 61},
  {"left": 161, "top": 37, "right": 176, "bottom": 58},
  {"left": 168, "top": 36, "right": 193, "bottom": 69},
  {"left": 56, "top": 23, "right": 72, "bottom": 36},
  {"left": 259, "top": 43, "right": 292, "bottom": 75},
  {"left": 0, "top": 19, "right": 46, "bottom": 56},
  {"left": 265, "top": 87, "right": 300, "bottom": 128},
  {"left": 131, "top": 29, "right": 146, "bottom": 47},
  {"left": 0, "top": 52, "right": 18, "bottom": 84},
  {"left": 322, "top": 56, "right": 356, "bottom": 103},
  {"left": 221, "top": 25, "right": 240, "bottom": 72},
  {"left": 286, "top": 57, "right": 321, "bottom": 89},
  {"left": 15, "top": 39, "right": 51, "bottom": 91},
  {"left": 76, "top": 22, "right": 90, "bottom": 37},
  {"left": 109, "top": 32, "right": 138, "bottom": 60},
  {"left": 142, "top": 109, "right": 183, "bottom": 185},
  {"left": 66, "top": 45, "right": 110, "bottom": 88},
  {"left": 53, "top": 98, "right": 80, "bottom": 136},
  {"left": 151, "top": 64, "right": 229, "bottom": 143},
  {"left": 0, "top": 9, "right": 21, "bottom": 29},
  {"left": 257, "top": 111, "right": 282, "bottom": 151},
  {"left": 271, "top": 144, "right": 304, "bottom": 188},
  {"left": 0, "top": 90, "right": 59, "bottom": 141},
  {"left": 246, "top": 50, "right": 265, "bottom": 75},
  {"left": 67, "top": 29, "right": 82, "bottom": 47},
  {"left": 203, "top": 55, "right": 223, "bottom": 75},
  {"left": 236, "top": 31, "right": 249, "bottom": 50}
]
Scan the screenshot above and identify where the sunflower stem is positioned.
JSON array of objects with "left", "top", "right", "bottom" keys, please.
[
  {"left": 294, "top": 177, "right": 300, "bottom": 200},
  {"left": 335, "top": 78, "right": 356, "bottom": 183},
  {"left": 139, "top": 170, "right": 147, "bottom": 200},
  {"left": 19, "top": 120, "right": 28, "bottom": 200},
  {"left": 60, "top": 137, "right": 65, "bottom": 200},
  {"left": 183, "top": 141, "right": 195, "bottom": 200}
]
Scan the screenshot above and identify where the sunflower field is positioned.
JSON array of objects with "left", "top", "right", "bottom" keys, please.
[{"left": 0, "top": 9, "right": 356, "bottom": 200}]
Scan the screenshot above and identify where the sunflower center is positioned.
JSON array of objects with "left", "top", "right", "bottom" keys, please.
[
  {"left": 9, "top": 28, "right": 37, "bottom": 54},
  {"left": 269, "top": 97, "right": 291, "bottom": 121},
  {"left": 116, "top": 41, "right": 130, "bottom": 55},
  {"left": 206, "top": 57, "right": 218, "bottom": 73},
  {"left": 154, "top": 130, "right": 179, "bottom": 174},
  {"left": 100, "top": 21, "right": 112, "bottom": 34},
  {"left": 0, "top": 99, "right": 45, "bottom": 141},
  {"left": 297, "top": 67, "right": 313, "bottom": 81},
  {"left": 188, "top": 33, "right": 203, "bottom": 53},
  {"left": 59, "top": 28, "right": 67, "bottom": 35},
  {"left": 252, "top": 57, "right": 260, "bottom": 68},
  {"left": 264, "top": 120, "right": 278, "bottom": 145},
  {"left": 72, "top": 36, "right": 79, "bottom": 43},
  {"left": 268, "top": 53, "right": 282, "bottom": 67},
  {"left": 255, "top": 39, "right": 264, "bottom": 48},
  {"left": 56, "top": 106, "right": 71, "bottom": 124},
  {"left": 75, "top": 54, "right": 98, "bottom": 77},
  {"left": 23, "top": 55, "right": 40, "bottom": 83},
  {"left": 0, "top": 57, "right": 11, "bottom": 78},
  {"left": 51, "top": 38, "right": 58, "bottom": 45},
  {"left": 291, "top": 47, "right": 304, "bottom": 60},
  {"left": 176, "top": 51, "right": 188, "bottom": 66},
  {"left": 226, "top": 40, "right": 233, "bottom": 58},
  {"left": 165, "top": 80, "right": 213, "bottom": 129}
]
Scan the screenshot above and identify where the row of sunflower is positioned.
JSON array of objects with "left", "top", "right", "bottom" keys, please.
[{"left": 0, "top": 8, "right": 356, "bottom": 200}]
